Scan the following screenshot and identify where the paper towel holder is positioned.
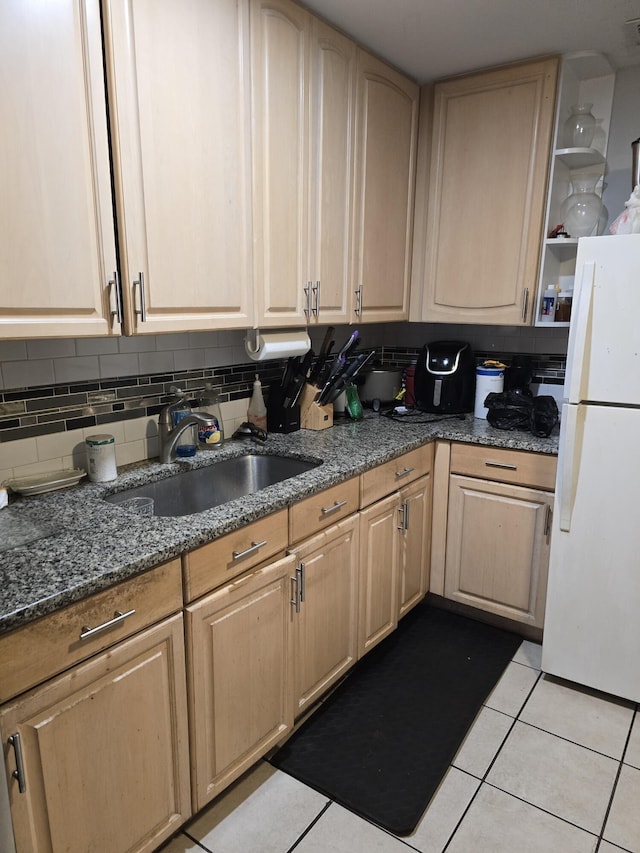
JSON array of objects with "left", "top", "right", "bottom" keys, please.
[{"left": 245, "top": 328, "right": 261, "bottom": 356}]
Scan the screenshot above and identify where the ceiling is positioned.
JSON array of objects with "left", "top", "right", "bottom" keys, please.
[{"left": 301, "top": 0, "right": 640, "bottom": 83}]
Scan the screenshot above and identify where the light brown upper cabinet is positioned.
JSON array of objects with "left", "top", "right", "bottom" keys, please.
[
  {"left": 103, "top": 0, "right": 254, "bottom": 333},
  {"left": 352, "top": 51, "right": 419, "bottom": 323},
  {"left": 0, "top": 0, "right": 120, "bottom": 339},
  {"left": 411, "top": 57, "right": 558, "bottom": 325},
  {"left": 251, "top": 0, "right": 355, "bottom": 327}
]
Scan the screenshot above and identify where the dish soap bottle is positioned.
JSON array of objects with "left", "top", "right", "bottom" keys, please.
[
  {"left": 247, "top": 374, "right": 267, "bottom": 432},
  {"left": 197, "top": 383, "right": 224, "bottom": 449}
]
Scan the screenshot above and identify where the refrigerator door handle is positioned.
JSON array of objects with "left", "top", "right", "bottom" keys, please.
[
  {"left": 558, "top": 403, "right": 584, "bottom": 533},
  {"left": 566, "top": 261, "right": 595, "bottom": 405}
]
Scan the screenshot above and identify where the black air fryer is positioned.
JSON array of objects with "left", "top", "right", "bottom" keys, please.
[{"left": 414, "top": 341, "right": 475, "bottom": 414}]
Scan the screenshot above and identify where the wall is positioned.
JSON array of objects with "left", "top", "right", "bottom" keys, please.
[
  {"left": 0, "top": 322, "right": 567, "bottom": 483},
  {"left": 601, "top": 65, "right": 640, "bottom": 230}
]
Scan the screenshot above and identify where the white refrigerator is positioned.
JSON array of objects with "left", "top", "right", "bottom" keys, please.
[{"left": 542, "top": 234, "right": 640, "bottom": 703}]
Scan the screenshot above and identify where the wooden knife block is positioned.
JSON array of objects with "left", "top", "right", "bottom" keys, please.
[{"left": 299, "top": 384, "right": 333, "bottom": 430}]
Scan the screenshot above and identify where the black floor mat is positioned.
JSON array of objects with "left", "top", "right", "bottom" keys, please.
[{"left": 270, "top": 603, "right": 522, "bottom": 836}]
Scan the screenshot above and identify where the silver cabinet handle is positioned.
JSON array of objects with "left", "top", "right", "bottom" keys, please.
[
  {"left": 290, "top": 573, "right": 300, "bottom": 613},
  {"left": 299, "top": 562, "right": 306, "bottom": 602},
  {"left": 397, "top": 500, "right": 410, "bottom": 532},
  {"left": 312, "top": 281, "right": 320, "bottom": 316},
  {"left": 354, "top": 285, "right": 362, "bottom": 316},
  {"left": 134, "top": 272, "right": 147, "bottom": 323},
  {"left": 395, "top": 466, "right": 415, "bottom": 479},
  {"left": 8, "top": 733, "right": 26, "bottom": 794},
  {"left": 544, "top": 504, "right": 553, "bottom": 538},
  {"left": 80, "top": 609, "right": 136, "bottom": 641},
  {"left": 108, "top": 270, "right": 122, "bottom": 328},
  {"left": 521, "top": 287, "right": 529, "bottom": 322},
  {"left": 303, "top": 282, "right": 311, "bottom": 317},
  {"left": 484, "top": 461, "right": 518, "bottom": 470},
  {"left": 321, "top": 499, "right": 347, "bottom": 515},
  {"left": 232, "top": 540, "right": 267, "bottom": 561}
]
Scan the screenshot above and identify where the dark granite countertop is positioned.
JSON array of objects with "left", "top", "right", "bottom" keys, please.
[{"left": 0, "top": 413, "right": 558, "bottom": 635}]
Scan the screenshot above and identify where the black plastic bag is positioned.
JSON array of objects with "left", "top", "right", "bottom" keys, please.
[
  {"left": 530, "top": 395, "right": 559, "bottom": 437},
  {"left": 484, "top": 391, "right": 533, "bottom": 431}
]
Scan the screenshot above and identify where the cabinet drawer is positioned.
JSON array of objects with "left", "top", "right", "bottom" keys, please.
[
  {"left": 449, "top": 443, "right": 557, "bottom": 491},
  {"left": 289, "top": 477, "right": 359, "bottom": 544},
  {"left": 360, "top": 444, "right": 433, "bottom": 508},
  {"left": 0, "top": 558, "right": 183, "bottom": 704},
  {"left": 183, "top": 509, "right": 288, "bottom": 602}
]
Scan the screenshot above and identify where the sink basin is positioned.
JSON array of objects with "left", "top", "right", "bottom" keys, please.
[{"left": 104, "top": 453, "right": 321, "bottom": 517}]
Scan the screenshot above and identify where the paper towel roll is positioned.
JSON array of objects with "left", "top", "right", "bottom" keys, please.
[{"left": 245, "top": 330, "right": 311, "bottom": 362}]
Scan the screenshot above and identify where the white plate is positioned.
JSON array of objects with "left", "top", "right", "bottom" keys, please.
[{"left": 5, "top": 469, "right": 87, "bottom": 496}]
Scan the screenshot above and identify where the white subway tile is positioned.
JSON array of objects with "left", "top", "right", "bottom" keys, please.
[
  {"left": 174, "top": 349, "right": 205, "bottom": 371},
  {"left": 3, "top": 359, "right": 55, "bottom": 389},
  {"left": 0, "top": 341, "right": 27, "bottom": 361},
  {"left": 189, "top": 331, "right": 219, "bottom": 348},
  {"left": 115, "top": 439, "right": 147, "bottom": 466},
  {"left": 204, "top": 346, "right": 234, "bottom": 367},
  {"left": 118, "top": 336, "right": 157, "bottom": 353},
  {"left": 53, "top": 356, "right": 100, "bottom": 384},
  {"left": 76, "top": 338, "right": 120, "bottom": 356},
  {"left": 26, "top": 339, "right": 76, "bottom": 359},
  {"left": 139, "top": 350, "right": 175, "bottom": 374},
  {"left": 83, "top": 422, "right": 127, "bottom": 444},
  {"left": 36, "top": 430, "right": 84, "bottom": 462},
  {"left": 123, "top": 416, "right": 158, "bottom": 443},
  {"left": 0, "top": 437, "right": 39, "bottom": 469},
  {"left": 156, "top": 333, "right": 190, "bottom": 351},
  {"left": 98, "top": 353, "right": 141, "bottom": 378}
]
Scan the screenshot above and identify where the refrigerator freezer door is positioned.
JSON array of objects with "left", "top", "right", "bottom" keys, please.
[
  {"left": 542, "top": 402, "right": 640, "bottom": 702},
  {"left": 567, "top": 234, "right": 640, "bottom": 407}
]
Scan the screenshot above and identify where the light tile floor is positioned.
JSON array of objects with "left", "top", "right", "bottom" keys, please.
[{"left": 159, "top": 640, "right": 640, "bottom": 853}]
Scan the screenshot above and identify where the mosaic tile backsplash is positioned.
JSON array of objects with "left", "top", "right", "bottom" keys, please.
[{"left": 0, "top": 323, "right": 568, "bottom": 481}]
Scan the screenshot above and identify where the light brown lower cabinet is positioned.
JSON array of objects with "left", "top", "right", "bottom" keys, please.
[
  {"left": 397, "top": 474, "right": 433, "bottom": 619},
  {"left": 185, "top": 554, "right": 296, "bottom": 812},
  {"left": 288, "top": 515, "right": 359, "bottom": 717},
  {"left": 444, "top": 474, "right": 553, "bottom": 628},
  {"left": 358, "top": 492, "right": 401, "bottom": 656},
  {"left": 0, "top": 614, "right": 190, "bottom": 853}
]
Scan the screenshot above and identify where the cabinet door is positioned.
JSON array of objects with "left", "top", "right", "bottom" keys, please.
[
  {"left": 289, "top": 516, "right": 359, "bottom": 715},
  {"left": 103, "top": 0, "right": 253, "bottom": 333},
  {"left": 1, "top": 615, "right": 190, "bottom": 853},
  {"left": 398, "top": 474, "right": 432, "bottom": 619},
  {"left": 251, "top": 0, "right": 310, "bottom": 327},
  {"left": 358, "top": 492, "right": 401, "bottom": 656},
  {"left": 445, "top": 475, "right": 553, "bottom": 628},
  {"left": 186, "top": 555, "right": 295, "bottom": 811},
  {"left": 352, "top": 50, "right": 418, "bottom": 323},
  {"left": 0, "top": 0, "right": 119, "bottom": 339},
  {"left": 306, "top": 19, "right": 355, "bottom": 325},
  {"left": 413, "top": 57, "right": 558, "bottom": 325}
]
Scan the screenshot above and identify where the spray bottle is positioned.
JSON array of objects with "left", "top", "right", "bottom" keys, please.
[{"left": 247, "top": 374, "right": 267, "bottom": 432}]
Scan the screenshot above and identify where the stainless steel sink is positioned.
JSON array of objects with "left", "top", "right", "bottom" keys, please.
[{"left": 104, "top": 453, "right": 321, "bottom": 517}]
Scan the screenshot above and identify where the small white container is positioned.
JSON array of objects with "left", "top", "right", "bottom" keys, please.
[
  {"left": 474, "top": 365, "right": 504, "bottom": 419},
  {"left": 85, "top": 434, "right": 117, "bottom": 482}
]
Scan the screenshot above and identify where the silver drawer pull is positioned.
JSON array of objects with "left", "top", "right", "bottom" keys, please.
[
  {"left": 395, "top": 466, "right": 415, "bottom": 478},
  {"left": 232, "top": 539, "right": 267, "bottom": 561},
  {"left": 8, "top": 733, "right": 26, "bottom": 794},
  {"left": 484, "top": 461, "right": 518, "bottom": 470},
  {"left": 80, "top": 609, "right": 136, "bottom": 641},
  {"left": 321, "top": 500, "right": 347, "bottom": 515}
]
